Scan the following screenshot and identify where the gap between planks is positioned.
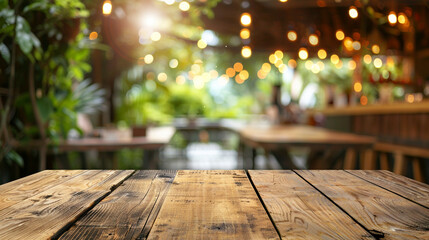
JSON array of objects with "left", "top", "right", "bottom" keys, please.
[
  {"left": 290, "top": 170, "right": 382, "bottom": 239},
  {"left": 244, "top": 170, "right": 282, "bottom": 239},
  {"left": 51, "top": 170, "right": 137, "bottom": 240},
  {"left": 345, "top": 170, "right": 429, "bottom": 210}
]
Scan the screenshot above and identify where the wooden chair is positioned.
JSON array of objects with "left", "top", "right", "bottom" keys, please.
[{"left": 373, "top": 142, "right": 428, "bottom": 182}]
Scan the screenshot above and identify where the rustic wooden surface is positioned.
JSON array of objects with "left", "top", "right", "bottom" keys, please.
[
  {"left": 60, "top": 170, "right": 176, "bottom": 239},
  {"left": 147, "top": 170, "right": 279, "bottom": 239},
  {"left": 296, "top": 170, "right": 429, "bottom": 240},
  {"left": 248, "top": 170, "right": 374, "bottom": 239},
  {"left": 0, "top": 170, "right": 133, "bottom": 240},
  {"left": 347, "top": 170, "right": 429, "bottom": 208},
  {"left": 0, "top": 170, "right": 428, "bottom": 239}
]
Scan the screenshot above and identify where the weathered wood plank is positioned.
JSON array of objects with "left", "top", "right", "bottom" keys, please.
[
  {"left": 147, "top": 170, "right": 279, "bottom": 239},
  {"left": 249, "top": 170, "right": 374, "bottom": 239},
  {"left": 296, "top": 170, "right": 429, "bottom": 240},
  {"left": 0, "top": 170, "right": 84, "bottom": 212},
  {"left": 59, "top": 170, "right": 176, "bottom": 240},
  {"left": 0, "top": 170, "right": 134, "bottom": 240},
  {"left": 346, "top": 170, "right": 429, "bottom": 208}
]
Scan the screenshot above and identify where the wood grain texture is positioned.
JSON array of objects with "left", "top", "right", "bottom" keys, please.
[
  {"left": 59, "top": 170, "right": 176, "bottom": 240},
  {"left": 297, "top": 170, "right": 429, "bottom": 240},
  {"left": 0, "top": 170, "right": 134, "bottom": 240},
  {"left": 147, "top": 170, "right": 279, "bottom": 240},
  {"left": 249, "top": 170, "right": 374, "bottom": 239},
  {"left": 0, "top": 170, "right": 83, "bottom": 211},
  {"left": 346, "top": 170, "right": 429, "bottom": 208}
]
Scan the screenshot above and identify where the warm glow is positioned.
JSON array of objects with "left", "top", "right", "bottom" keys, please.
[
  {"left": 158, "top": 72, "right": 168, "bottom": 82},
  {"left": 335, "top": 30, "right": 345, "bottom": 41},
  {"left": 305, "top": 60, "right": 313, "bottom": 70},
  {"left": 279, "top": 0, "right": 288, "bottom": 2},
  {"left": 373, "top": 58, "right": 383, "bottom": 68},
  {"left": 261, "top": 63, "right": 271, "bottom": 73},
  {"left": 169, "top": 59, "right": 179, "bottom": 68},
  {"left": 165, "top": 0, "right": 175, "bottom": 5},
  {"left": 89, "top": 31, "right": 98, "bottom": 40},
  {"left": 226, "top": 68, "right": 235, "bottom": 78},
  {"left": 363, "top": 54, "right": 372, "bottom": 64},
  {"left": 343, "top": 37, "right": 353, "bottom": 51},
  {"left": 240, "top": 13, "right": 252, "bottom": 26},
  {"left": 317, "top": 61, "right": 325, "bottom": 71},
  {"left": 274, "top": 59, "right": 283, "bottom": 67},
  {"left": 151, "top": 32, "right": 161, "bottom": 41},
  {"left": 274, "top": 50, "right": 283, "bottom": 59},
  {"left": 298, "top": 48, "right": 308, "bottom": 60},
  {"left": 354, "top": 82, "right": 362, "bottom": 92},
  {"left": 234, "top": 62, "right": 243, "bottom": 72},
  {"left": 287, "top": 31, "right": 297, "bottom": 41},
  {"left": 335, "top": 60, "right": 343, "bottom": 69},
  {"left": 257, "top": 70, "right": 267, "bottom": 79},
  {"left": 278, "top": 64, "right": 287, "bottom": 73},
  {"left": 288, "top": 59, "right": 297, "bottom": 68},
  {"left": 240, "top": 28, "right": 250, "bottom": 39},
  {"left": 269, "top": 54, "right": 276, "bottom": 64},
  {"left": 360, "top": 95, "right": 368, "bottom": 105},
  {"left": 144, "top": 54, "right": 154, "bottom": 64},
  {"left": 398, "top": 13, "right": 406, "bottom": 24},
  {"left": 330, "top": 54, "right": 339, "bottom": 65},
  {"left": 311, "top": 64, "right": 320, "bottom": 74},
  {"left": 239, "top": 70, "right": 249, "bottom": 80},
  {"left": 317, "top": 49, "right": 327, "bottom": 59},
  {"left": 241, "top": 46, "right": 252, "bottom": 58},
  {"left": 371, "top": 44, "right": 380, "bottom": 54},
  {"left": 388, "top": 11, "right": 397, "bottom": 25},
  {"left": 176, "top": 75, "right": 186, "bottom": 85},
  {"left": 102, "top": 0, "right": 112, "bottom": 15},
  {"left": 197, "top": 39, "right": 207, "bottom": 49},
  {"left": 218, "top": 74, "right": 229, "bottom": 86},
  {"left": 179, "top": 1, "right": 190, "bottom": 11},
  {"left": 348, "top": 60, "right": 356, "bottom": 70},
  {"left": 406, "top": 94, "right": 414, "bottom": 103},
  {"left": 309, "top": 34, "right": 319, "bottom": 46},
  {"left": 352, "top": 41, "right": 361, "bottom": 50},
  {"left": 349, "top": 6, "right": 358, "bottom": 19},
  {"left": 209, "top": 69, "right": 219, "bottom": 79},
  {"left": 235, "top": 75, "right": 245, "bottom": 84}
]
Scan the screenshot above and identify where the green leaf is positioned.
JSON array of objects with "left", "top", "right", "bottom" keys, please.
[
  {"left": 23, "top": 1, "right": 48, "bottom": 13},
  {"left": 0, "top": 43, "right": 10, "bottom": 63},
  {"left": 5, "top": 150, "right": 24, "bottom": 167},
  {"left": 0, "top": 0, "right": 8, "bottom": 9},
  {"left": 36, "top": 97, "right": 54, "bottom": 123},
  {"left": 16, "top": 31, "right": 32, "bottom": 54}
]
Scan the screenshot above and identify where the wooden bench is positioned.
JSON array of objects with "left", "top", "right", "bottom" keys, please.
[{"left": 373, "top": 142, "right": 428, "bottom": 182}]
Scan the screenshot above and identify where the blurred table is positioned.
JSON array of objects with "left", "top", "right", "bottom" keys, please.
[
  {"left": 0, "top": 170, "right": 428, "bottom": 239},
  {"left": 14, "top": 127, "right": 175, "bottom": 170},
  {"left": 231, "top": 124, "right": 376, "bottom": 169}
]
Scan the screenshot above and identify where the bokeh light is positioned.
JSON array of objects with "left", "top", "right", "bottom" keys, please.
[
  {"left": 354, "top": 82, "right": 362, "bottom": 92},
  {"left": 388, "top": 11, "right": 397, "bottom": 25},
  {"left": 373, "top": 58, "right": 383, "bottom": 68},
  {"left": 144, "top": 54, "right": 154, "bottom": 64},
  {"left": 371, "top": 44, "right": 380, "bottom": 54},
  {"left": 234, "top": 62, "right": 243, "bottom": 72},
  {"left": 89, "top": 31, "right": 98, "bottom": 40},
  {"left": 169, "top": 59, "right": 179, "bottom": 68},
  {"left": 317, "top": 49, "right": 327, "bottom": 59},
  {"left": 158, "top": 72, "right": 168, "bottom": 82},
  {"left": 298, "top": 48, "right": 308, "bottom": 60},
  {"left": 335, "top": 30, "right": 345, "bottom": 41},
  {"left": 287, "top": 31, "right": 297, "bottom": 41},
  {"left": 240, "top": 28, "right": 250, "bottom": 39},
  {"left": 363, "top": 54, "right": 372, "bottom": 64},
  {"left": 330, "top": 54, "right": 339, "bottom": 65},
  {"left": 179, "top": 1, "right": 190, "bottom": 11},
  {"left": 309, "top": 34, "right": 319, "bottom": 46},
  {"left": 197, "top": 39, "right": 207, "bottom": 49},
  {"left": 102, "top": 0, "right": 112, "bottom": 15},
  {"left": 241, "top": 46, "right": 252, "bottom": 58},
  {"left": 349, "top": 6, "right": 358, "bottom": 19},
  {"left": 240, "top": 13, "right": 252, "bottom": 26}
]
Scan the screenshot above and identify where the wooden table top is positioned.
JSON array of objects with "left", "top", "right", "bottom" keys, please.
[
  {"left": 13, "top": 126, "right": 176, "bottom": 152},
  {"left": 1, "top": 170, "right": 428, "bottom": 239},
  {"left": 238, "top": 125, "right": 376, "bottom": 148}
]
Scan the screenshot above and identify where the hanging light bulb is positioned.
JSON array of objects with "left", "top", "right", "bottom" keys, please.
[{"left": 103, "top": 0, "right": 112, "bottom": 15}]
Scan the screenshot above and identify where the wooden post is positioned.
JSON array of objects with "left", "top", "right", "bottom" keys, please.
[
  {"left": 344, "top": 148, "right": 356, "bottom": 169},
  {"left": 393, "top": 151, "right": 406, "bottom": 175}
]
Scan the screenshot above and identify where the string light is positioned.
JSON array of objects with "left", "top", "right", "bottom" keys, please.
[
  {"left": 349, "top": 6, "right": 358, "bottom": 19},
  {"left": 179, "top": 1, "right": 190, "bottom": 11},
  {"left": 373, "top": 58, "right": 383, "bottom": 68},
  {"left": 240, "top": 28, "right": 250, "bottom": 39},
  {"left": 298, "top": 48, "right": 308, "bottom": 60},
  {"left": 287, "top": 31, "right": 297, "bottom": 41},
  {"left": 317, "top": 49, "right": 327, "bottom": 59},
  {"left": 371, "top": 45, "right": 380, "bottom": 54},
  {"left": 89, "top": 32, "right": 98, "bottom": 40},
  {"left": 330, "top": 54, "right": 339, "bottom": 65},
  {"left": 241, "top": 46, "right": 252, "bottom": 58},
  {"left": 309, "top": 34, "right": 319, "bottom": 46},
  {"left": 388, "top": 11, "right": 397, "bottom": 25},
  {"left": 363, "top": 54, "right": 372, "bottom": 64},
  {"left": 240, "top": 13, "right": 252, "bottom": 26},
  {"left": 102, "top": 0, "right": 112, "bottom": 15},
  {"left": 398, "top": 13, "right": 407, "bottom": 24},
  {"left": 335, "top": 30, "right": 345, "bottom": 41}
]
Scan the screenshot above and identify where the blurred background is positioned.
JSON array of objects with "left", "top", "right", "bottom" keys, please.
[{"left": 1, "top": 0, "right": 429, "bottom": 183}]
